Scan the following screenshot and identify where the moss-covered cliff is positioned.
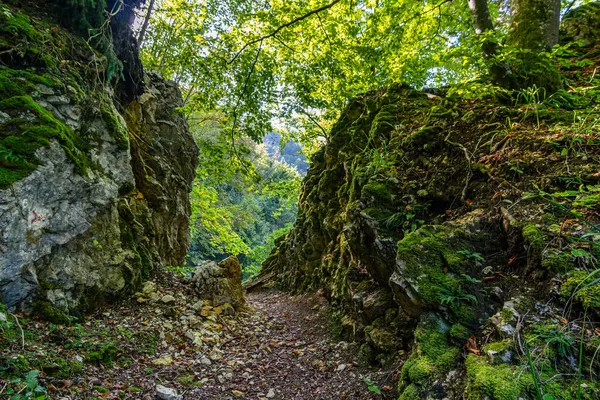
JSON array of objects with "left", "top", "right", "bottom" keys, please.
[
  {"left": 0, "top": 0, "right": 198, "bottom": 318},
  {"left": 260, "top": 4, "right": 600, "bottom": 398}
]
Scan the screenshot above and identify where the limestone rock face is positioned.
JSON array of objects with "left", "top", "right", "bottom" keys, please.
[
  {"left": 125, "top": 72, "right": 198, "bottom": 268},
  {"left": 0, "top": 3, "right": 198, "bottom": 316},
  {"left": 192, "top": 256, "right": 246, "bottom": 308}
]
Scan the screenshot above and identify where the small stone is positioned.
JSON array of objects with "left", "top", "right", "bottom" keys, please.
[
  {"left": 188, "top": 315, "right": 202, "bottom": 328},
  {"left": 0, "top": 111, "right": 10, "bottom": 124},
  {"left": 46, "top": 95, "right": 70, "bottom": 105},
  {"left": 156, "top": 385, "right": 182, "bottom": 400},
  {"left": 36, "top": 84, "right": 55, "bottom": 95},
  {"left": 191, "top": 300, "right": 204, "bottom": 311},
  {"left": 200, "top": 357, "right": 212, "bottom": 366},
  {"left": 161, "top": 295, "right": 176, "bottom": 304},
  {"left": 58, "top": 105, "right": 81, "bottom": 121},
  {"left": 152, "top": 355, "right": 173, "bottom": 366},
  {"left": 336, "top": 364, "right": 347, "bottom": 372},
  {"left": 150, "top": 293, "right": 161, "bottom": 302},
  {"left": 266, "top": 389, "right": 275, "bottom": 398},
  {"left": 143, "top": 281, "right": 157, "bottom": 294}
]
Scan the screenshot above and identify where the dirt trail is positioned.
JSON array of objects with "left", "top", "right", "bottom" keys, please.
[
  {"left": 1, "top": 275, "right": 399, "bottom": 399},
  {"left": 185, "top": 289, "right": 398, "bottom": 399}
]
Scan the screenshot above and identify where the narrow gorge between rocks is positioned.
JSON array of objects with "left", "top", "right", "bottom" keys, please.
[{"left": 1, "top": 0, "right": 600, "bottom": 399}]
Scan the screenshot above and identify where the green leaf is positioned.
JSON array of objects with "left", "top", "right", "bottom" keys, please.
[{"left": 25, "top": 370, "right": 40, "bottom": 390}]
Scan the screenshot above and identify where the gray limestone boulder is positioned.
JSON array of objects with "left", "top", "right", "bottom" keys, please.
[
  {"left": 0, "top": 69, "right": 197, "bottom": 317},
  {"left": 192, "top": 256, "right": 246, "bottom": 308}
]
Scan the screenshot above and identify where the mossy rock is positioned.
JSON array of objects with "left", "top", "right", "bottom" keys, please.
[
  {"left": 31, "top": 301, "right": 72, "bottom": 324},
  {"left": 0, "top": 5, "right": 37, "bottom": 40},
  {"left": 541, "top": 250, "right": 575, "bottom": 273},
  {"left": 364, "top": 318, "right": 397, "bottom": 352},
  {"left": 464, "top": 354, "right": 527, "bottom": 400},
  {"left": 0, "top": 92, "right": 91, "bottom": 189},
  {"left": 560, "top": 270, "right": 600, "bottom": 309},
  {"left": 361, "top": 180, "right": 394, "bottom": 204},
  {"left": 391, "top": 222, "right": 486, "bottom": 322},
  {"left": 560, "top": 2, "right": 600, "bottom": 47},
  {"left": 356, "top": 343, "right": 374, "bottom": 366},
  {"left": 399, "top": 313, "right": 459, "bottom": 395}
]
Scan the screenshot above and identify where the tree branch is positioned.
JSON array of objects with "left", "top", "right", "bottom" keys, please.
[
  {"left": 137, "top": 0, "right": 156, "bottom": 46},
  {"left": 227, "top": 0, "right": 343, "bottom": 65},
  {"left": 399, "top": 0, "right": 453, "bottom": 26},
  {"left": 230, "top": 41, "right": 263, "bottom": 172}
]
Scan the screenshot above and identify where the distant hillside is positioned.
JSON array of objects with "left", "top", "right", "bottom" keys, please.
[{"left": 263, "top": 132, "right": 309, "bottom": 175}]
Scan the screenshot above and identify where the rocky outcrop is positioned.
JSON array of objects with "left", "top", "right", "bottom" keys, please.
[
  {"left": 260, "top": 5, "right": 600, "bottom": 398},
  {"left": 193, "top": 256, "right": 245, "bottom": 309},
  {"left": 0, "top": 2, "right": 197, "bottom": 318}
]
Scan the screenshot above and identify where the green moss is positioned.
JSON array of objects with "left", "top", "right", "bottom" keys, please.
[
  {"left": 93, "top": 386, "right": 110, "bottom": 393},
  {"left": 0, "top": 7, "right": 36, "bottom": 40},
  {"left": 560, "top": 270, "right": 600, "bottom": 308},
  {"left": 362, "top": 181, "right": 393, "bottom": 202},
  {"left": 522, "top": 224, "right": 544, "bottom": 251},
  {"left": 100, "top": 102, "right": 129, "bottom": 150},
  {"left": 0, "top": 94, "right": 91, "bottom": 189},
  {"left": 541, "top": 250, "right": 574, "bottom": 273},
  {"left": 500, "top": 306, "right": 516, "bottom": 324},
  {"left": 31, "top": 301, "right": 71, "bottom": 324},
  {"left": 449, "top": 323, "right": 470, "bottom": 340},
  {"left": 357, "top": 343, "right": 374, "bottom": 366},
  {"left": 4, "top": 355, "right": 31, "bottom": 377},
  {"left": 404, "top": 356, "right": 435, "bottom": 383},
  {"left": 368, "top": 104, "right": 398, "bottom": 139},
  {"left": 177, "top": 375, "right": 200, "bottom": 387},
  {"left": 38, "top": 278, "right": 57, "bottom": 291},
  {"left": 88, "top": 343, "right": 119, "bottom": 366},
  {"left": 395, "top": 225, "right": 482, "bottom": 321},
  {"left": 398, "top": 383, "right": 420, "bottom": 400},
  {"left": 464, "top": 354, "right": 526, "bottom": 400},
  {"left": 41, "top": 357, "right": 84, "bottom": 378},
  {"left": 0, "top": 69, "right": 59, "bottom": 99},
  {"left": 415, "top": 325, "right": 459, "bottom": 371},
  {"left": 400, "top": 315, "right": 459, "bottom": 393},
  {"left": 483, "top": 339, "right": 513, "bottom": 354}
]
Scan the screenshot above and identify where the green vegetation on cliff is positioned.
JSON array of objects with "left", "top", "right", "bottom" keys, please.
[{"left": 0, "top": 4, "right": 130, "bottom": 188}]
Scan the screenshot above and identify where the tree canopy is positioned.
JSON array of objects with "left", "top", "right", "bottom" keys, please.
[{"left": 137, "top": 0, "right": 594, "bottom": 147}]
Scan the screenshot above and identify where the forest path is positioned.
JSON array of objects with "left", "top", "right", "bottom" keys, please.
[
  {"left": 183, "top": 288, "right": 397, "bottom": 399},
  {"left": 3, "top": 275, "right": 398, "bottom": 399}
]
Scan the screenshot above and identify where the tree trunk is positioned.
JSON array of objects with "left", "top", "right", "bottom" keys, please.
[
  {"left": 137, "top": 0, "right": 156, "bottom": 47},
  {"left": 467, "top": 0, "right": 508, "bottom": 84},
  {"left": 468, "top": 0, "right": 494, "bottom": 36},
  {"left": 507, "top": 0, "right": 561, "bottom": 50},
  {"left": 467, "top": 0, "right": 500, "bottom": 56}
]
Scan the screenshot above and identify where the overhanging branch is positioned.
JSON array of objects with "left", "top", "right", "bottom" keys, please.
[{"left": 227, "top": 0, "right": 343, "bottom": 65}]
